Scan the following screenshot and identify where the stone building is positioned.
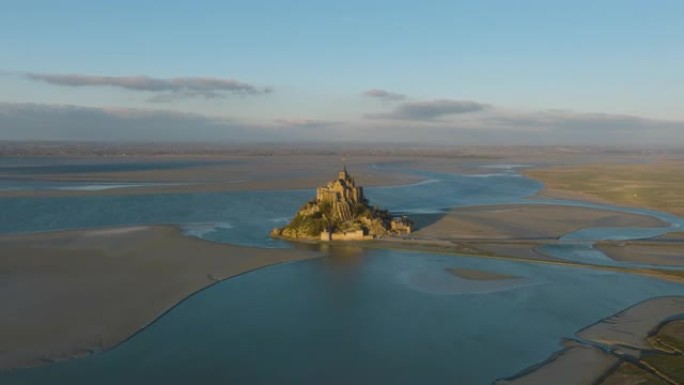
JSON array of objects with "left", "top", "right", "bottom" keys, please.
[
  {"left": 315, "top": 165, "right": 364, "bottom": 222},
  {"left": 271, "top": 164, "right": 413, "bottom": 241}
]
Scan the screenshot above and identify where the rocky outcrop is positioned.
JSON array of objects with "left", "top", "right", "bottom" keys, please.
[{"left": 271, "top": 165, "right": 412, "bottom": 241}]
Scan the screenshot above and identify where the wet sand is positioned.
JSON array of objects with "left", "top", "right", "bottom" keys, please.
[
  {"left": 597, "top": 241, "right": 684, "bottom": 266},
  {"left": 0, "top": 155, "right": 422, "bottom": 198},
  {"left": 495, "top": 342, "right": 619, "bottom": 385},
  {"left": 0, "top": 226, "right": 320, "bottom": 370},
  {"left": 472, "top": 243, "right": 557, "bottom": 262},
  {"left": 409, "top": 203, "right": 684, "bottom": 268},
  {"left": 414, "top": 204, "right": 667, "bottom": 241},
  {"left": 498, "top": 296, "right": 684, "bottom": 385},
  {"left": 3, "top": 151, "right": 650, "bottom": 199},
  {"left": 577, "top": 296, "right": 684, "bottom": 350},
  {"left": 523, "top": 160, "right": 684, "bottom": 217},
  {"left": 446, "top": 268, "right": 519, "bottom": 280},
  {"left": 335, "top": 237, "right": 684, "bottom": 285}
]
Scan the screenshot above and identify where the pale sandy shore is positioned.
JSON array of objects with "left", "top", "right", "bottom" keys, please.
[
  {"left": 495, "top": 342, "right": 619, "bottom": 385},
  {"left": 523, "top": 160, "right": 684, "bottom": 217},
  {"left": 446, "top": 267, "right": 519, "bottom": 281},
  {"left": 0, "top": 226, "right": 320, "bottom": 370},
  {"left": 335, "top": 237, "right": 684, "bottom": 285},
  {"left": 577, "top": 296, "right": 684, "bottom": 350},
  {"left": 597, "top": 241, "right": 684, "bottom": 266},
  {"left": 412, "top": 204, "right": 684, "bottom": 267},
  {"left": 2, "top": 151, "right": 646, "bottom": 198},
  {"left": 414, "top": 204, "right": 667, "bottom": 241},
  {"left": 497, "top": 296, "right": 684, "bottom": 385}
]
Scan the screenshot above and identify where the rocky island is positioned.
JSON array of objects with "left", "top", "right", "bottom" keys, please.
[{"left": 271, "top": 165, "right": 412, "bottom": 241}]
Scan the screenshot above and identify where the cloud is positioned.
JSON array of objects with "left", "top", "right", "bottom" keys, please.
[
  {"left": 484, "top": 109, "right": 677, "bottom": 132},
  {"left": 273, "top": 118, "right": 340, "bottom": 129},
  {"left": 363, "top": 89, "right": 406, "bottom": 101},
  {"left": 0, "top": 103, "right": 344, "bottom": 142},
  {"left": 367, "top": 99, "right": 490, "bottom": 121},
  {"left": 0, "top": 103, "right": 240, "bottom": 141},
  {"left": 24, "top": 73, "right": 273, "bottom": 101},
  {"left": 2, "top": 102, "right": 683, "bottom": 146},
  {"left": 146, "top": 91, "right": 226, "bottom": 103}
]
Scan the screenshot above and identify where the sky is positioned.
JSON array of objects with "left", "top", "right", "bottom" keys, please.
[{"left": 1, "top": 0, "right": 683, "bottom": 145}]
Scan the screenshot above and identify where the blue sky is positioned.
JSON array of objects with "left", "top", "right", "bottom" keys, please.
[{"left": 1, "top": 0, "right": 683, "bottom": 144}]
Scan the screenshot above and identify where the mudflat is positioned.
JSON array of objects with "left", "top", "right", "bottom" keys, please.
[
  {"left": 414, "top": 204, "right": 666, "bottom": 240},
  {"left": 524, "top": 160, "right": 684, "bottom": 217},
  {"left": 0, "top": 155, "right": 422, "bottom": 198},
  {"left": 496, "top": 342, "right": 619, "bottom": 385},
  {"left": 446, "top": 268, "right": 519, "bottom": 281},
  {"left": 500, "top": 296, "right": 684, "bottom": 385},
  {"left": 577, "top": 296, "right": 684, "bottom": 350},
  {"left": 0, "top": 226, "right": 320, "bottom": 369},
  {"left": 597, "top": 241, "right": 684, "bottom": 266}
]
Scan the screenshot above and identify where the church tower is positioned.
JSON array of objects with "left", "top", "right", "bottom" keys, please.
[{"left": 338, "top": 160, "right": 349, "bottom": 181}]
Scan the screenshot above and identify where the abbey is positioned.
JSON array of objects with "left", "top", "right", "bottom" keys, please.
[{"left": 271, "top": 165, "right": 412, "bottom": 241}]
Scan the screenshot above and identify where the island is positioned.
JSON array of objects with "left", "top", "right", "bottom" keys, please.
[{"left": 271, "top": 164, "right": 412, "bottom": 241}]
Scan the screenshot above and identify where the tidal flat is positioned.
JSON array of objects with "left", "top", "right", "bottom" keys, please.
[
  {"left": 524, "top": 160, "right": 684, "bottom": 217},
  {"left": 1, "top": 225, "right": 319, "bottom": 369},
  {"left": 2, "top": 148, "right": 684, "bottom": 384}
]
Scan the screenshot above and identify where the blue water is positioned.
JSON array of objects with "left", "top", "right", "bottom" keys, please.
[
  {"left": 0, "top": 157, "right": 241, "bottom": 194},
  {"left": 0, "top": 189, "right": 311, "bottom": 248},
  {"left": 0, "top": 171, "right": 542, "bottom": 248},
  {"left": 2, "top": 163, "right": 684, "bottom": 384},
  {"left": 0, "top": 180, "right": 189, "bottom": 192},
  {"left": 0, "top": 157, "right": 231, "bottom": 176},
  {"left": 5, "top": 250, "right": 684, "bottom": 385}
]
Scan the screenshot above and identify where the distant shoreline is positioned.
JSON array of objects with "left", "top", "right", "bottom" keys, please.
[
  {"left": 522, "top": 160, "right": 684, "bottom": 217},
  {"left": 0, "top": 154, "right": 424, "bottom": 198}
]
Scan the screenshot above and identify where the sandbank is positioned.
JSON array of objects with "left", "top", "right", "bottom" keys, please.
[
  {"left": 446, "top": 268, "right": 519, "bottom": 281},
  {"left": 0, "top": 225, "right": 320, "bottom": 370},
  {"left": 495, "top": 342, "right": 619, "bottom": 385},
  {"left": 596, "top": 241, "right": 684, "bottom": 266},
  {"left": 414, "top": 204, "right": 667, "bottom": 241},
  {"left": 331, "top": 237, "right": 684, "bottom": 285},
  {"left": 523, "top": 160, "right": 684, "bottom": 217},
  {"left": 600, "top": 362, "right": 669, "bottom": 385},
  {"left": 651, "top": 319, "right": 684, "bottom": 353},
  {"left": 472, "top": 243, "right": 558, "bottom": 262},
  {"left": 405, "top": 203, "right": 684, "bottom": 273},
  {"left": 498, "top": 296, "right": 684, "bottom": 385},
  {"left": 577, "top": 296, "right": 684, "bottom": 350},
  {"left": 0, "top": 155, "right": 421, "bottom": 198}
]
